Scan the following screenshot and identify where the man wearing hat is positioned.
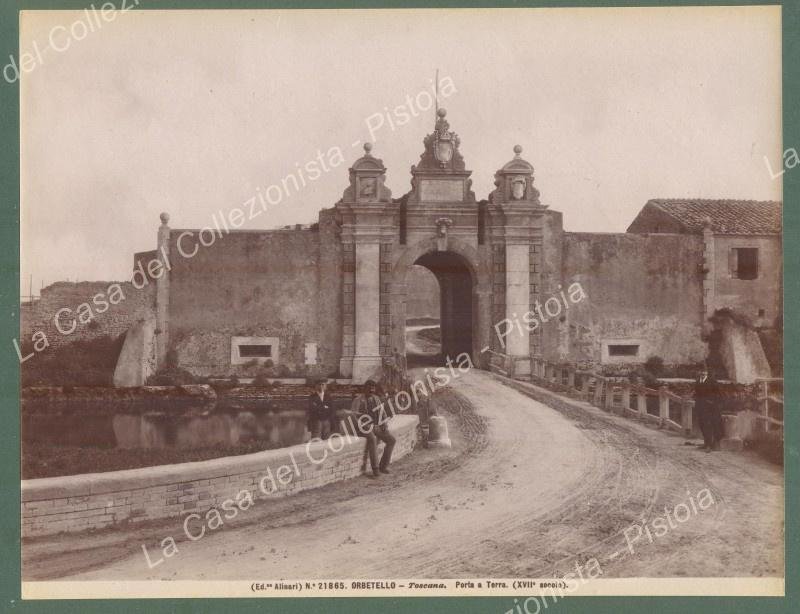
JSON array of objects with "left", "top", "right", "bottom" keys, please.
[
  {"left": 308, "top": 380, "right": 337, "bottom": 440},
  {"left": 350, "top": 380, "right": 396, "bottom": 477},
  {"left": 694, "top": 365, "right": 723, "bottom": 451}
]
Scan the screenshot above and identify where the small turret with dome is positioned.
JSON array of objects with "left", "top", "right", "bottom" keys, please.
[
  {"left": 490, "top": 144, "right": 542, "bottom": 206},
  {"left": 340, "top": 142, "right": 392, "bottom": 204}
]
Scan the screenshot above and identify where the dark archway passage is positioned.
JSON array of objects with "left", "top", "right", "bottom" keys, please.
[{"left": 406, "top": 251, "right": 474, "bottom": 366}]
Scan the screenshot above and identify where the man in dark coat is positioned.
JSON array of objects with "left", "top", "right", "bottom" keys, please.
[
  {"left": 350, "top": 380, "right": 396, "bottom": 477},
  {"left": 308, "top": 380, "right": 336, "bottom": 440},
  {"left": 694, "top": 368, "right": 723, "bottom": 451}
]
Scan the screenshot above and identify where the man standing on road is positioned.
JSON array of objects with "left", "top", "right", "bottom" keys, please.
[
  {"left": 694, "top": 367, "right": 723, "bottom": 452},
  {"left": 350, "top": 380, "right": 396, "bottom": 477}
]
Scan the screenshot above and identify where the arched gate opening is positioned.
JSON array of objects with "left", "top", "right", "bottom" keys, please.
[{"left": 405, "top": 250, "right": 474, "bottom": 366}]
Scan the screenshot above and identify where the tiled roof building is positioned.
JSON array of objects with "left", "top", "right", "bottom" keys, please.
[{"left": 627, "top": 199, "right": 782, "bottom": 235}]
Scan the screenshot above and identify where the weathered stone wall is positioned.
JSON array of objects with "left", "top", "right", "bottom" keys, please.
[
  {"left": 167, "top": 214, "right": 342, "bottom": 378},
  {"left": 716, "top": 316, "right": 772, "bottom": 383},
  {"left": 113, "top": 316, "right": 157, "bottom": 386},
  {"left": 21, "top": 414, "right": 418, "bottom": 538},
  {"left": 711, "top": 235, "right": 782, "bottom": 327},
  {"left": 316, "top": 209, "right": 345, "bottom": 372},
  {"left": 20, "top": 281, "right": 155, "bottom": 350},
  {"left": 537, "top": 210, "right": 564, "bottom": 360},
  {"left": 558, "top": 232, "right": 707, "bottom": 368}
]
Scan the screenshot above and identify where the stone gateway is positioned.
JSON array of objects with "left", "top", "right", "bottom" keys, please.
[{"left": 109, "top": 110, "right": 781, "bottom": 385}]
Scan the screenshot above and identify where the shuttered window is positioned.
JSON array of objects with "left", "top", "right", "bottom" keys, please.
[{"left": 730, "top": 247, "right": 758, "bottom": 280}]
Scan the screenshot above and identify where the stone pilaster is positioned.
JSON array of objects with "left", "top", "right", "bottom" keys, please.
[
  {"left": 475, "top": 281, "right": 493, "bottom": 368},
  {"left": 491, "top": 243, "right": 506, "bottom": 352},
  {"left": 339, "top": 242, "right": 356, "bottom": 376},
  {"left": 487, "top": 145, "right": 549, "bottom": 378},
  {"left": 335, "top": 143, "right": 394, "bottom": 383},
  {"left": 702, "top": 220, "right": 716, "bottom": 324},
  {"left": 529, "top": 242, "right": 542, "bottom": 355},
  {"left": 379, "top": 242, "right": 393, "bottom": 356},
  {"left": 155, "top": 212, "right": 171, "bottom": 369},
  {"left": 505, "top": 242, "right": 531, "bottom": 360},
  {"left": 352, "top": 240, "right": 382, "bottom": 382}
]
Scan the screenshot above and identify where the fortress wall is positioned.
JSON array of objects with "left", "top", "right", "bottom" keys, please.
[
  {"left": 557, "top": 232, "right": 706, "bottom": 368},
  {"left": 166, "top": 219, "right": 342, "bottom": 378},
  {"left": 20, "top": 281, "right": 155, "bottom": 351}
]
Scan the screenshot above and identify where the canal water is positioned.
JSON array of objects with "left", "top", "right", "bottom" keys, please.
[{"left": 21, "top": 396, "right": 353, "bottom": 451}]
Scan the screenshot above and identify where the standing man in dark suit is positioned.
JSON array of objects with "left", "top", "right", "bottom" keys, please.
[
  {"left": 694, "top": 367, "right": 723, "bottom": 451},
  {"left": 308, "top": 380, "right": 336, "bottom": 440},
  {"left": 350, "top": 380, "right": 396, "bottom": 477}
]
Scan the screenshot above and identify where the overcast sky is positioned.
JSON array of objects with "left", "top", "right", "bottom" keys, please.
[{"left": 20, "top": 6, "right": 782, "bottom": 293}]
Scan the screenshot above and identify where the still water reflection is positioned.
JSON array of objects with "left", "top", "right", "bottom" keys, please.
[{"left": 22, "top": 407, "right": 309, "bottom": 451}]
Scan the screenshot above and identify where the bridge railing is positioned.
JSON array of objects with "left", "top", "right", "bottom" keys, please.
[
  {"left": 530, "top": 356, "right": 696, "bottom": 436},
  {"left": 754, "top": 377, "right": 784, "bottom": 435}
]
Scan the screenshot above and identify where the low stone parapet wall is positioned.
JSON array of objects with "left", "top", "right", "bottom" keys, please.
[
  {"left": 22, "top": 384, "right": 217, "bottom": 403},
  {"left": 21, "top": 415, "right": 418, "bottom": 538}
]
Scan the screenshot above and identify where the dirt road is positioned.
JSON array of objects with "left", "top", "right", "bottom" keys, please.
[
  {"left": 24, "top": 369, "right": 783, "bottom": 580},
  {"left": 405, "top": 324, "right": 440, "bottom": 356}
]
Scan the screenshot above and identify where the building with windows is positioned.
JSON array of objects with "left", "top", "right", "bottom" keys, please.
[
  {"left": 105, "top": 112, "right": 781, "bottom": 385},
  {"left": 628, "top": 198, "right": 782, "bottom": 327},
  {"left": 626, "top": 198, "right": 782, "bottom": 381}
]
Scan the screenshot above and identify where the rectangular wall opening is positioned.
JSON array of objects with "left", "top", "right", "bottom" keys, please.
[
  {"left": 607, "top": 344, "right": 640, "bottom": 357},
  {"left": 238, "top": 344, "right": 272, "bottom": 359},
  {"left": 730, "top": 247, "right": 759, "bottom": 280},
  {"left": 230, "top": 336, "right": 280, "bottom": 365}
]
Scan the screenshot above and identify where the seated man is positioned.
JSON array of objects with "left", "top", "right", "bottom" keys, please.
[
  {"left": 350, "top": 380, "right": 396, "bottom": 477},
  {"left": 307, "top": 380, "right": 336, "bottom": 440}
]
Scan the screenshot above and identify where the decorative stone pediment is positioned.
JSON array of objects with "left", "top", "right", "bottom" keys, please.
[
  {"left": 490, "top": 145, "right": 542, "bottom": 206},
  {"left": 409, "top": 108, "right": 475, "bottom": 204},
  {"left": 341, "top": 143, "right": 393, "bottom": 204},
  {"left": 413, "top": 108, "right": 466, "bottom": 172},
  {"left": 351, "top": 154, "right": 385, "bottom": 172},
  {"left": 499, "top": 158, "right": 534, "bottom": 174}
]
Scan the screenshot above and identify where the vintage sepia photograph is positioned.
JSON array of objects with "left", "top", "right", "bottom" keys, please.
[{"left": 16, "top": 5, "right": 784, "bottom": 601}]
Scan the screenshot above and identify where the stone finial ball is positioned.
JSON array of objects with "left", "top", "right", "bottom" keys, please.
[
  {"left": 159, "top": 212, "right": 170, "bottom": 224},
  {"left": 363, "top": 142, "right": 373, "bottom": 154},
  {"left": 437, "top": 107, "right": 447, "bottom": 118},
  {"left": 514, "top": 144, "right": 523, "bottom": 155}
]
